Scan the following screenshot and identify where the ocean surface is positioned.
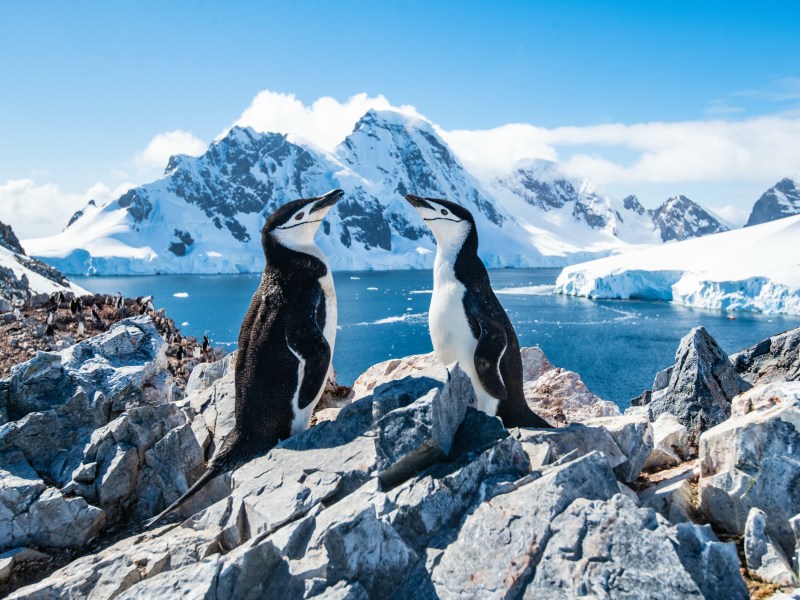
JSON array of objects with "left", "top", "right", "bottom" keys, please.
[{"left": 73, "top": 269, "right": 800, "bottom": 410}]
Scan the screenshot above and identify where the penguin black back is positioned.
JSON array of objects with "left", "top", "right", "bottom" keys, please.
[
  {"left": 406, "top": 194, "right": 551, "bottom": 429},
  {"left": 144, "top": 190, "right": 343, "bottom": 527}
]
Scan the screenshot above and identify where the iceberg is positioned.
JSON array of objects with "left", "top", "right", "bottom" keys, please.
[{"left": 555, "top": 215, "right": 800, "bottom": 315}]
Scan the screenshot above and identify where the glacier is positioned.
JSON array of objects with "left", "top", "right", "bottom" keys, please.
[{"left": 555, "top": 215, "right": 800, "bottom": 315}]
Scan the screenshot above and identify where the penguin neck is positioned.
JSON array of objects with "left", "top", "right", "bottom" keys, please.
[
  {"left": 434, "top": 225, "right": 481, "bottom": 286},
  {"left": 264, "top": 236, "right": 329, "bottom": 280}
]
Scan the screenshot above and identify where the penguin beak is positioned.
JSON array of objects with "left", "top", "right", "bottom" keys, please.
[
  {"left": 310, "top": 189, "right": 344, "bottom": 213},
  {"left": 405, "top": 194, "right": 433, "bottom": 210}
]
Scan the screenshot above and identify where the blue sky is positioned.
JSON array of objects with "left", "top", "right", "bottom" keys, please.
[{"left": 2, "top": 0, "right": 800, "bottom": 236}]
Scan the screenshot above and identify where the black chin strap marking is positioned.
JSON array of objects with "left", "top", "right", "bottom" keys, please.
[
  {"left": 423, "top": 217, "right": 463, "bottom": 223},
  {"left": 278, "top": 219, "right": 322, "bottom": 230}
]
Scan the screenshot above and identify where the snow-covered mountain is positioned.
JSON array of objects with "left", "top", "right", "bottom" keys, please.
[
  {"left": 746, "top": 177, "right": 800, "bottom": 226},
  {"left": 0, "top": 221, "right": 87, "bottom": 300},
  {"left": 555, "top": 215, "right": 800, "bottom": 315},
  {"left": 24, "top": 110, "right": 733, "bottom": 275},
  {"left": 649, "top": 195, "right": 728, "bottom": 241}
]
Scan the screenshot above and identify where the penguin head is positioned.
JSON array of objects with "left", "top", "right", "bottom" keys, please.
[
  {"left": 264, "top": 189, "right": 344, "bottom": 249},
  {"left": 405, "top": 195, "right": 475, "bottom": 248}
]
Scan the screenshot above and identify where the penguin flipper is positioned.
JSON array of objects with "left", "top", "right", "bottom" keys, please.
[
  {"left": 472, "top": 316, "right": 509, "bottom": 402},
  {"left": 286, "top": 321, "right": 331, "bottom": 410}
]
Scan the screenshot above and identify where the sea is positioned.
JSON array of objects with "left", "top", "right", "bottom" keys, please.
[{"left": 72, "top": 268, "right": 800, "bottom": 411}]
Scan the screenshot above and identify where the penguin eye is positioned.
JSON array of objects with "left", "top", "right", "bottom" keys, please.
[
  {"left": 295, "top": 212, "right": 304, "bottom": 221},
  {"left": 441, "top": 209, "right": 449, "bottom": 216}
]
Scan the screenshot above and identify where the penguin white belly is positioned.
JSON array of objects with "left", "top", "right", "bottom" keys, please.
[
  {"left": 430, "top": 273, "right": 499, "bottom": 417},
  {"left": 289, "top": 268, "right": 337, "bottom": 435}
]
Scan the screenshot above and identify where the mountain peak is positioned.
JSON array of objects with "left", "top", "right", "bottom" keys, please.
[
  {"left": 746, "top": 177, "right": 800, "bottom": 226},
  {"left": 353, "top": 109, "right": 433, "bottom": 135},
  {"left": 651, "top": 195, "right": 727, "bottom": 241}
]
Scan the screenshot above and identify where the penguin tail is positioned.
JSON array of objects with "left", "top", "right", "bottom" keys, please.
[{"left": 142, "top": 452, "right": 236, "bottom": 529}]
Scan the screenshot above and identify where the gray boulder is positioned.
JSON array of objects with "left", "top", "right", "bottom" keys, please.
[
  {"left": 524, "top": 367, "right": 622, "bottom": 426},
  {"left": 699, "top": 382, "right": 800, "bottom": 556},
  {"left": 581, "top": 413, "right": 653, "bottom": 482},
  {"left": 0, "top": 316, "right": 211, "bottom": 552},
  {"left": 7, "top": 350, "right": 751, "bottom": 598},
  {"left": 527, "top": 494, "right": 746, "bottom": 600},
  {"left": 732, "top": 327, "right": 799, "bottom": 385},
  {"left": 745, "top": 507, "right": 799, "bottom": 587},
  {"left": 646, "top": 326, "right": 751, "bottom": 445},
  {"left": 644, "top": 412, "right": 692, "bottom": 470},
  {"left": 350, "top": 353, "right": 448, "bottom": 402},
  {"left": 373, "top": 363, "right": 471, "bottom": 487},
  {"left": 638, "top": 464, "right": 697, "bottom": 523},
  {"left": 431, "top": 452, "right": 622, "bottom": 599}
]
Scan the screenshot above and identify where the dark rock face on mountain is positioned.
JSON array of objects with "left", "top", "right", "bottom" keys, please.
[
  {"left": 623, "top": 194, "right": 646, "bottom": 215},
  {"left": 496, "top": 164, "right": 579, "bottom": 211},
  {"left": 746, "top": 177, "right": 800, "bottom": 226},
  {"left": 0, "top": 221, "right": 73, "bottom": 301},
  {"left": 52, "top": 111, "right": 529, "bottom": 273},
  {"left": 650, "top": 195, "right": 729, "bottom": 242},
  {"left": 493, "top": 161, "right": 627, "bottom": 230},
  {"left": 0, "top": 222, "right": 24, "bottom": 255},
  {"left": 337, "top": 110, "right": 504, "bottom": 227}
]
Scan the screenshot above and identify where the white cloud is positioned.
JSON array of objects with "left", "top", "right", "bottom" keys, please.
[
  {"left": 1, "top": 130, "right": 203, "bottom": 239},
  {"left": 228, "top": 90, "right": 425, "bottom": 151},
  {"left": 711, "top": 204, "right": 751, "bottom": 227},
  {"left": 0, "top": 179, "right": 133, "bottom": 239},
  {"left": 439, "top": 117, "right": 800, "bottom": 193},
  {"left": 134, "top": 130, "right": 206, "bottom": 171}
]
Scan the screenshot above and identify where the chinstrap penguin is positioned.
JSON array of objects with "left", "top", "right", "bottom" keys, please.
[
  {"left": 406, "top": 194, "right": 551, "bottom": 429},
  {"left": 144, "top": 188, "right": 344, "bottom": 526}
]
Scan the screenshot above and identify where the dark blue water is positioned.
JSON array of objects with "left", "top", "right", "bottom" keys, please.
[{"left": 72, "top": 269, "right": 800, "bottom": 410}]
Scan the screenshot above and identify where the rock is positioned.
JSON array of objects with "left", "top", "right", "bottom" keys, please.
[
  {"left": 6, "top": 351, "right": 752, "bottom": 598},
  {"left": 732, "top": 327, "right": 800, "bottom": 385},
  {"left": 698, "top": 382, "right": 800, "bottom": 556},
  {"left": 671, "top": 521, "right": 750, "bottom": 600},
  {"left": 523, "top": 367, "right": 621, "bottom": 426},
  {"left": 26, "top": 487, "right": 106, "bottom": 549},
  {"left": 185, "top": 351, "right": 235, "bottom": 397},
  {"left": 373, "top": 363, "right": 470, "bottom": 487},
  {"left": 791, "top": 514, "right": 800, "bottom": 574},
  {"left": 745, "top": 508, "right": 800, "bottom": 587},
  {"left": 520, "top": 346, "right": 554, "bottom": 380},
  {"left": 0, "top": 316, "right": 216, "bottom": 552},
  {"left": 352, "top": 349, "right": 620, "bottom": 429},
  {"left": 0, "top": 451, "right": 106, "bottom": 552},
  {"left": 0, "top": 547, "right": 49, "bottom": 583},
  {"left": 431, "top": 452, "right": 622, "bottom": 598},
  {"left": 526, "top": 494, "right": 747, "bottom": 600},
  {"left": 350, "top": 353, "right": 447, "bottom": 402},
  {"left": 186, "top": 352, "right": 237, "bottom": 458},
  {"left": 644, "top": 412, "right": 691, "bottom": 470},
  {"left": 582, "top": 413, "right": 653, "bottom": 482},
  {"left": 638, "top": 464, "right": 697, "bottom": 523},
  {"left": 512, "top": 424, "right": 629, "bottom": 477},
  {"left": 314, "top": 407, "right": 341, "bottom": 423},
  {"left": 731, "top": 381, "right": 800, "bottom": 417},
  {"left": 647, "top": 326, "right": 752, "bottom": 445}
]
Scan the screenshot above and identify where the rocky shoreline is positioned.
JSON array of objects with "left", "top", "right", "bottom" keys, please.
[{"left": 0, "top": 304, "right": 798, "bottom": 597}]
